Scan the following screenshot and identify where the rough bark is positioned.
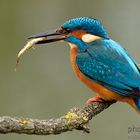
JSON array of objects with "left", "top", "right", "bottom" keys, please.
[{"left": 0, "top": 101, "right": 116, "bottom": 135}]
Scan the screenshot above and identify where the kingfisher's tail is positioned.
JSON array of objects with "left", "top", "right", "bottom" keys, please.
[
  {"left": 133, "top": 98, "right": 140, "bottom": 111},
  {"left": 126, "top": 97, "right": 140, "bottom": 114}
]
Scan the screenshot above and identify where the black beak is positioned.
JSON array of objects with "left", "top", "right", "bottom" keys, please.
[{"left": 28, "top": 29, "right": 67, "bottom": 44}]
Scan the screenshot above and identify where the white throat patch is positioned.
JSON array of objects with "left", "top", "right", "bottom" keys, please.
[{"left": 82, "top": 34, "right": 102, "bottom": 43}]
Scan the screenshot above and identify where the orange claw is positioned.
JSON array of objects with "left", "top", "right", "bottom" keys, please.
[{"left": 86, "top": 96, "right": 104, "bottom": 104}]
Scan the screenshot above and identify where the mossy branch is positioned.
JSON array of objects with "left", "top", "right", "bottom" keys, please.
[{"left": 0, "top": 101, "right": 116, "bottom": 135}]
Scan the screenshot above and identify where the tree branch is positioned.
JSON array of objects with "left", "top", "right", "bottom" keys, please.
[{"left": 0, "top": 100, "right": 116, "bottom": 135}]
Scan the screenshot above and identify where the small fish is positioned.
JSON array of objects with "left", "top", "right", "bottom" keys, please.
[{"left": 15, "top": 37, "right": 46, "bottom": 71}]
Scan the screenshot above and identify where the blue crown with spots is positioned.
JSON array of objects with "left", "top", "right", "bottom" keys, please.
[{"left": 61, "top": 17, "right": 109, "bottom": 39}]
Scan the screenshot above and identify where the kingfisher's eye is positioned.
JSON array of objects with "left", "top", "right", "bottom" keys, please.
[{"left": 63, "top": 28, "right": 71, "bottom": 33}]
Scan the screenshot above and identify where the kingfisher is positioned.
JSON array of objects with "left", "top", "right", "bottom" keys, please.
[{"left": 18, "top": 17, "right": 140, "bottom": 114}]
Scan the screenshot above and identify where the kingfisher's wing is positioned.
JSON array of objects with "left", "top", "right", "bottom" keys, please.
[{"left": 76, "top": 40, "right": 140, "bottom": 98}]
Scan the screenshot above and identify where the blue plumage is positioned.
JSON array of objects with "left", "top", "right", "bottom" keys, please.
[
  {"left": 62, "top": 17, "right": 109, "bottom": 39},
  {"left": 76, "top": 39, "right": 140, "bottom": 97},
  {"left": 65, "top": 36, "right": 140, "bottom": 98},
  {"left": 63, "top": 17, "right": 140, "bottom": 99}
]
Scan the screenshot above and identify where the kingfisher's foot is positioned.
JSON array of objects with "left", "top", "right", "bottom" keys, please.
[{"left": 86, "top": 96, "right": 104, "bottom": 104}]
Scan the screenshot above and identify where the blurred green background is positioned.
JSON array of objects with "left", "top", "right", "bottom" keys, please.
[{"left": 0, "top": 0, "right": 140, "bottom": 140}]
